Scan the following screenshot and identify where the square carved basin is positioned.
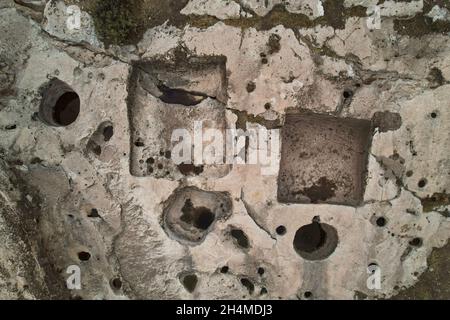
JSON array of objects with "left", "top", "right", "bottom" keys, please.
[{"left": 277, "top": 110, "right": 372, "bottom": 206}]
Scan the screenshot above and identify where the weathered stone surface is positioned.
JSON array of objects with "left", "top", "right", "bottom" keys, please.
[{"left": 0, "top": 0, "right": 449, "bottom": 300}]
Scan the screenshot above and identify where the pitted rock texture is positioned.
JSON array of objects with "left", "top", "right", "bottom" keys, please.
[{"left": 0, "top": 0, "right": 449, "bottom": 300}]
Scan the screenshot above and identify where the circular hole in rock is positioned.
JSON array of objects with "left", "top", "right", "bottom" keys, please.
[
  {"left": 343, "top": 90, "right": 353, "bottom": 99},
  {"left": 430, "top": 112, "right": 437, "bottom": 119},
  {"left": 304, "top": 291, "right": 313, "bottom": 299},
  {"left": 39, "top": 79, "right": 80, "bottom": 126},
  {"left": 54, "top": 92, "right": 80, "bottom": 126},
  {"left": 78, "top": 251, "right": 91, "bottom": 261},
  {"left": 293, "top": 220, "right": 338, "bottom": 261},
  {"left": 409, "top": 237, "right": 423, "bottom": 247},
  {"left": 257, "top": 267, "right": 265, "bottom": 276},
  {"left": 376, "top": 217, "right": 387, "bottom": 227},
  {"left": 103, "top": 125, "right": 114, "bottom": 142},
  {"left": 418, "top": 179, "right": 427, "bottom": 188},
  {"left": 246, "top": 81, "right": 256, "bottom": 93},
  {"left": 220, "top": 266, "right": 229, "bottom": 274},
  {"left": 276, "top": 225, "right": 286, "bottom": 235},
  {"left": 181, "top": 274, "right": 198, "bottom": 293},
  {"left": 111, "top": 278, "right": 122, "bottom": 290}
]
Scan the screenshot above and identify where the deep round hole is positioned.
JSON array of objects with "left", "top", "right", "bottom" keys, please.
[
  {"left": 376, "top": 217, "right": 387, "bottom": 227},
  {"left": 430, "top": 112, "right": 437, "bottom": 118},
  {"left": 111, "top": 277, "right": 122, "bottom": 290},
  {"left": 343, "top": 90, "right": 353, "bottom": 99},
  {"left": 40, "top": 79, "right": 81, "bottom": 126},
  {"left": 78, "top": 251, "right": 91, "bottom": 261},
  {"left": 240, "top": 278, "right": 254, "bottom": 294},
  {"left": 418, "top": 179, "right": 427, "bottom": 188},
  {"left": 194, "top": 209, "right": 215, "bottom": 230},
  {"left": 181, "top": 274, "right": 198, "bottom": 293},
  {"left": 103, "top": 125, "right": 114, "bottom": 141},
  {"left": 257, "top": 267, "right": 265, "bottom": 276},
  {"left": 294, "top": 222, "right": 326, "bottom": 253},
  {"left": 409, "top": 237, "right": 423, "bottom": 247},
  {"left": 246, "top": 81, "right": 256, "bottom": 93},
  {"left": 53, "top": 92, "right": 80, "bottom": 126},
  {"left": 304, "top": 291, "right": 313, "bottom": 299},
  {"left": 264, "top": 102, "right": 271, "bottom": 110},
  {"left": 293, "top": 221, "right": 338, "bottom": 261},
  {"left": 276, "top": 225, "right": 286, "bottom": 235},
  {"left": 220, "top": 266, "right": 229, "bottom": 274}
]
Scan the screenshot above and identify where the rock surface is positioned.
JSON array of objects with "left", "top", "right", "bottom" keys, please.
[{"left": 0, "top": 0, "right": 449, "bottom": 300}]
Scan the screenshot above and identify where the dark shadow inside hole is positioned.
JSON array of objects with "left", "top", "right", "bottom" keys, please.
[
  {"left": 220, "top": 266, "right": 229, "bottom": 274},
  {"left": 134, "top": 140, "right": 144, "bottom": 147},
  {"left": 158, "top": 84, "right": 207, "bottom": 106},
  {"left": 111, "top": 278, "right": 122, "bottom": 290},
  {"left": 343, "top": 90, "right": 353, "bottom": 99},
  {"left": 293, "top": 221, "right": 338, "bottom": 261},
  {"left": 182, "top": 274, "right": 198, "bottom": 293},
  {"left": 246, "top": 81, "right": 256, "bottom": 93},
  {"left": 257, "top": 267, "right": 265, "bottom": 276},
  {"left": 376, "top": 217, "right": 387, "bottom": 227},
  {"left": 87, "top": 140, "right": 102, "bottom": 156},
  {"left": 230, "top": 229, "right": 249, "bottom": 248},
  {"left": 304, "top": 291, "right": 313, "bottom": 299},
  {"left": 78, "top": 251, "right": 91, "bottom": 261},
  {"left": 276, "top": 225, "right": 287, "bottom": 235},
  {"left": 240, "top": 278, "right": 254, "bottom": 294},
  {"left": 180, "top": 199, "right": 215, "bottom": 230},
  {"left": 88, "top": 208, "right": 100, "bottom": 218},
  {"left": 293, "top": 221, "right": 326, "bottom": 253},
  {"left": 54, "top": 92, "right": 80, "bottom": 126},
  {"left": 418, "top": 179, "right": 427, "bottom": 188},
  {"left": 409, "top": 237, "right": 423, "bottom": 247},
  {"left": 103, "top": 125, "right": 114, "bottom": 141}
]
